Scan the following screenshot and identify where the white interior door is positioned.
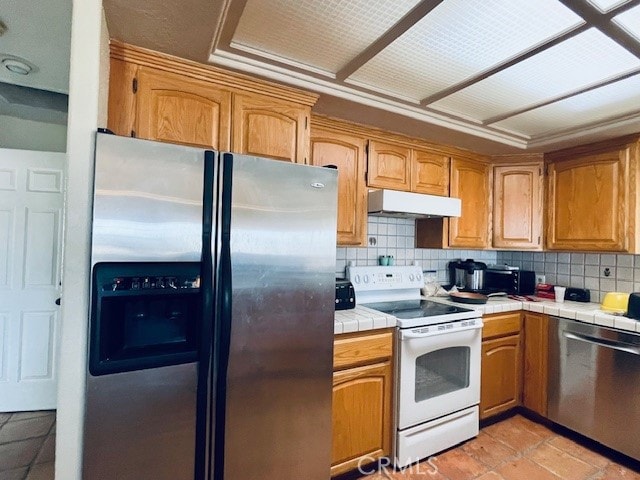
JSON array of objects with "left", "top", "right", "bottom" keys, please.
[{"left": 0, "top": 149, "right": 64, "bottom": 412}]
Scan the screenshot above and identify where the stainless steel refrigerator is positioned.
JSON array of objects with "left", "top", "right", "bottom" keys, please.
[{"left": 83, "top": 132, "right": 337, "bottom": 479}]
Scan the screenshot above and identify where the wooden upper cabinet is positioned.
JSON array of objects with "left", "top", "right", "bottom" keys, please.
[
  {"left": 493, "top": 164, "right": 543, "bottom": 250},
  {"left": 449, "top": 157, "right": 491, "bottom": 249},
  {"left": 546, "top": 146, "right": 632, "bottom": 251},
  {"left": 311, "top": 125, "right": 367, "bottom": 246},
  {"left": 411, "top": 149, "right": 449, "bottom": 195},
  {"left": 367, "top": 140, "right": 411, "bottom": 190},
  {"left": 232, "top": 93, "right": 309, "bottom": 163},
  {"left": 107, "top": 41, "right": 318, "bottom": 162},
  {"left": 135, "top": 67, "right": 232, "bottom": 150}
]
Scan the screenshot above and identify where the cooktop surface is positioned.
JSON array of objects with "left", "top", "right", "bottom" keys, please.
[
  {"left": 362, "top": 299, "right": 471, "bottom": 319},
  {"left": 361, "top": 299, "right": 482, "bottom": 328}
]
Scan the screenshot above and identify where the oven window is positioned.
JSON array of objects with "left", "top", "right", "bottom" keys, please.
[{"left": 415, "top": 347, "right": 470, "bottom": 402}]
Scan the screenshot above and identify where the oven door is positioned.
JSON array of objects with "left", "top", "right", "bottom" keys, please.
[{"left": 397, "top": 323, "right": 482, "bottom": 430}]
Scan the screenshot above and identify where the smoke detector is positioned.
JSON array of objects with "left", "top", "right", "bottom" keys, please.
[{"left": 0, "top": 56, "right": 36, "bottom": 76}]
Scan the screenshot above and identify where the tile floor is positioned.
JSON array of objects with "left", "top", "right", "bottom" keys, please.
[
  {"left": 2, "top": 411, "right": 639, "bottom": 480},
  {"left": 354, "top": 414, "right": 640, "bottom": 480},
  {"left": 0, "top": 411, "right": 55, "bottom": 480}
]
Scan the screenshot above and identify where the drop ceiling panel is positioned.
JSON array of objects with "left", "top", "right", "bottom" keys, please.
[
  {"left": 430, "top": 28, "right": 640, "bottom": 122},
  {"left": 347, "top": 0, "right": 583, "bottom": 101},
  {"left": 493, "top": 74, "right": 640, "bottom": 136},
  {"left": 587, "top": 0, "right": 631, "bottom": 13},
  {"left": 232, "top": 0, "right": 421, "bottom": 74},
  {"left": 614, "top": 4, "right": 640, "bottom": 40}
]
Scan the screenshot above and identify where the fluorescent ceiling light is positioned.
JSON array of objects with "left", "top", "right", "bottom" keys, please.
[{"left": 613, "top": 4, "right": 640, "bottom": 40}]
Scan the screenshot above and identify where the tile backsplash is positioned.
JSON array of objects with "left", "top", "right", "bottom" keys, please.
[
  {"left": 335, "top": 217, "right": 640, "bottom": 303},
  {"left": 496, "top": 251, "right": 640, "bottom": 302},
  {"left": 336, "top": 217, "right": 497, "bottom": 281}
]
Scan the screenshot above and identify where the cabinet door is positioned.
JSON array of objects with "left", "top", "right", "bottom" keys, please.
[
  {"left": 135, "top": 67, "right": 231, "bottom": 149},
  {"left": 367, "top": 140, "right": 411, "bottom": 190},
  {"left": 232, "top": 93, "right": 309, "bottom": 163},
  {"left": 522, "top": 312, "right": 549, "bottom": 416},
  {"left": 311, "top": 128, "right": 367, "bottom": 246},
  {"left": 107, "top": 58, "right": 138, "bottom": 137},
  {"left": 411, "top": 149, "right": 449, "bottom": 195},
  {"left": 480, "top": 334, "right": 522, "bottom": 419},
  {"left": 493, "top": 164, "right": 543, "bottom": 250},
  {"left": 331, "top": 361, "right": 392, "bottom": 477},
  {"left": 547, "top": 148, "right": 629, "bottom": 251},
  {"left": 449, "top": 157, "right": 491, "bottom": 248}
]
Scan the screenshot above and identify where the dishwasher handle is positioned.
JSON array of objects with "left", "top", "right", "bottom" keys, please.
[{"left": 564, "top": 331, "right": 640, "bottom": 356}]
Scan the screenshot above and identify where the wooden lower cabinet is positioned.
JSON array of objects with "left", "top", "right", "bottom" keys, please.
[
  {"left": 332, "top": 330, "right": 393, "bottom": 477},
  {"left": 522, "top": 312, "right": 549, "bottom": 416},
  {"left": 480, "top": 313, "right": 522, "bottom": 420}
]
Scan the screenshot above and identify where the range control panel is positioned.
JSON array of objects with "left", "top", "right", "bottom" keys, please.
[{"left": 346, "top": 265, "right": 424, "bottom": 291}]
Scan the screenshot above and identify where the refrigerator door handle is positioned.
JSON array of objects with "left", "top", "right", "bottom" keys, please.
[
  {"left": 195, "top": 150, "right": 216, "bottom": 480},
  {"left": 211, "top": 153, "right": 234, "bottom": 480}
]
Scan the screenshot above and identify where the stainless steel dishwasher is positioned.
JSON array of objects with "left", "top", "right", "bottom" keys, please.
[{"left": 548, "top": 317, "right": 640, "bottom": 461}]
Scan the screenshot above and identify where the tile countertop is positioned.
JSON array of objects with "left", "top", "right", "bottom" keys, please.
[{"left": 335, "top": 297, "right": 640, "bottom": 335}]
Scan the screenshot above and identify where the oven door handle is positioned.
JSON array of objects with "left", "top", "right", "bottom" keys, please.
[{"left": 400, "top": 323, "right": 482, "bottom": 340}]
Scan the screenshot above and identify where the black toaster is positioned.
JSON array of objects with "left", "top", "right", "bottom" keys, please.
[{"left": 335, "top": 279, "right": 355, "bottom": 310}]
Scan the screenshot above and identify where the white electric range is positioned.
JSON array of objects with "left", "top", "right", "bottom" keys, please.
[{"left": 347, "top": 264, "right": 483, "bottom": 468}]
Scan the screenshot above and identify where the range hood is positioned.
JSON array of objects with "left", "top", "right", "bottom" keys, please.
[{"left": 368, "top": 189, "right": 461, "bottom": 218}]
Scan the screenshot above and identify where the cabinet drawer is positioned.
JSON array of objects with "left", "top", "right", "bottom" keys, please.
[
  {"left": 333, "top": 330, "right": 393, "bottom": 370},
  {"left": 482, "top": 312, "right": 522, "bottom": 340}
]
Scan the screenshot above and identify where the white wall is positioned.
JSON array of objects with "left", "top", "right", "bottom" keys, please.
[
  {"left": 0, "top": 115, "right": 67, "bottom": 152},
  {"left": 55, "top": 0, "right": 106, "bottom": 478}
]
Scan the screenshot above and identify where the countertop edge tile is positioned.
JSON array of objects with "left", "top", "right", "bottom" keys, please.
[
  {"left": 335, "top": 298, "right": 640, "bottom": 334},
  {"left": 614, "top": 316, "right": 637, "bottom": 332}
]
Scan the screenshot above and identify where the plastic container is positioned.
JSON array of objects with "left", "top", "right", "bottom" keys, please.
[{"left": 601, "top": 292, "right": 630, "bottom": 314}]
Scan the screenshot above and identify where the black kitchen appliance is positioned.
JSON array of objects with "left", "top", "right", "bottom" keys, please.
[
  {"left": 485, "top": 267, "right": 536, "bottom": 295},
  {"left": 627, "top": 292, "right": 640, "bottom": 319},
  {"left": 565, "top": 287, "right": 591, "bottom": 303},
  {"left": 335, "top": 279, "right": 355, "bottom": 310}
]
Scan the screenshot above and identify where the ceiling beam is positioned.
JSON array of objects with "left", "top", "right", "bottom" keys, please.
[
  {"left": 215, "top": 0, "right": 249, "bottom": 49},
  {"left": 420, "top": 23, "right": 590, "bottom": 106},
  {"left": 557, "top": 0, "right": 640, "bottom": 58},
  {"left": 335, "top": 0, "right": 443, "bottom": 81},
  {"left": 482, "top": 68, "right": 640, "bottom": 125}
]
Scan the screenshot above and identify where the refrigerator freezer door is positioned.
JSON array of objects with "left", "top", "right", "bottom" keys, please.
[
  {"left": 220, "top": 155, "right": 337, "bottom": 480},
  {"left": 84, "top": 134, "right": 207, "bottom": 480},
  {"left": 91, "top": 133, "right": 205, "bottom": 264}
]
